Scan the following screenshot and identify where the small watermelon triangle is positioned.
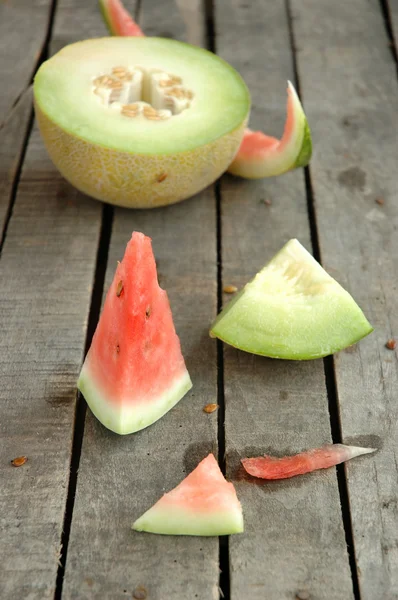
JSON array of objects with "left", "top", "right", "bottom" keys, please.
[
  {"left": 132, "top": 454, "right": 244, "bottom": 536},
  {"left": 78, "top": 232, "right": 192, "bottom": 435}
]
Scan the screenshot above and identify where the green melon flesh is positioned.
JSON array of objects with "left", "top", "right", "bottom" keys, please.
[
  {"left": 210, "top": 239, "right": 373, "bottom": 360},
  {"left": 133, "top": 454, "right": 244, "bottom": 536}
]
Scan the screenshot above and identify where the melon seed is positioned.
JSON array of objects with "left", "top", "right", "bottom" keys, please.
[
  {"left": 116, "top": 280, "right": 124, "bottom": 297},
  {"left": 133, "top": 586, "right": 147, "bottom": 599},
  {"left": 145, "top": 306, "right": 151, "bottom": 318},
  {"left": 157, "top": 172, "right": 167, "bottom": 183},
  {"left": 11, "top": 456, "right": 27, "bottom": 467},
  {"left": 223, "top": 284, "right": 238, "bottom": 294},
  {"left": 203, "top": 403, "right": 219, "bottom": 414},
  {"left": 116, "top": 344, "right": 120, "bottom": 354},
  {"left": 386, "top": 338, "right": 396, "bottom": 350},
  {"left": 375, "top": 197, "right": 384, "bottom": 206}
]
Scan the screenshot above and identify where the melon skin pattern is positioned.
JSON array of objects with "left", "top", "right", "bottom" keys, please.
[
  {"left": 210, "top": 239, "right": 373, "bottom": 360},
  {"left": 33, "top": 37, "right": 250, "bottom": 209},
  {"left": 227, "top": 82, "right": 312, "bottom": 179},
  {"left": 77, "top": 232, "right": 192, "bottom": 435},
  {"left": 133, "top": 454, "right": 244, "bottom": 536}
]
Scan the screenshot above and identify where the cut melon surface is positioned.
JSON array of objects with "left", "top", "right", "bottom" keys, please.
[
  {"left": 227, "top": 82, "right": 312, "bottom": 179},
  {"left": 133, "top": 454, "right": 244, "bottom": 536},
  {"left": 33, "top": 37, "right": 250, "bottom": 207},
  {"left": 77, "top": 232, "right": 192, "bottom": 435},
  {"left": 210, "top": 239, "right": 373, "bottom": 360}
]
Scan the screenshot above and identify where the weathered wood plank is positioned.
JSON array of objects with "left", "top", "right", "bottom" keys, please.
[
  {"left": 0, "top": 0, "right": 53, "bottom": 127},
  {"left": 0, "top": 0, "right": 55, "bottom": 244},
  {"left": 0, "top": 0, "right": 104, "bottom": 596},
  {"left": 215, "top": 0, "right": 354, "bottom": 598},
  {"left": 62, "top": 1, "right": 219, "bottom": 599},
  {"left": 290, "top": 0, "right": 398, "bottom": 596},
  {"left": 0, "top": 88, "right": 32, "bottom": 242},
  {"left": 0, "top": 123, "right": 102, "bottom": 599}
]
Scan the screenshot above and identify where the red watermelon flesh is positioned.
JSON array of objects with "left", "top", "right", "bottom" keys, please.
[
  {"left": 78, "top": 232, "right": 192, "bottom": 434},
  {"left": 133, "top": 454, "right": 244, "bottom": 535},
  {"left": 99, "top": 0, "right": 145, "bottom": 37}
]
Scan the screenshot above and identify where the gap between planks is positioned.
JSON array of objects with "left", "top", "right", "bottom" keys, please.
[
  {"left": 379, "top": 0, "right": 398, "bottom": 72},
  {"left": 285, "top": 0, "right": 361, "bottom": 598},
  {"left": 54, "top": 205, "right": 114, "bottom": 600},
  {"left": 204, "top": 0, "right": 231, "bottom": 596}
]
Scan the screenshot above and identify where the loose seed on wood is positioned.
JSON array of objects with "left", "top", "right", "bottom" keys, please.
[
  {"left": 11, "top": 456, "right": 27, "bottom": 467},
  {"left": 203, "top": 403, "right": 219, "bottom": 414},
  {"left": 133, "top": 586, "right": 147, "bottom": 599},
  {"left": 386, "top": 338, "right": 396, "bottom": 350},
  {"left": 223, "top": 284, "right": 238, "bottom": 294}
]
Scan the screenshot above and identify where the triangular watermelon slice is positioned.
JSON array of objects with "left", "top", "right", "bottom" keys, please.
[
  {"left": 78, "top": 232, "right": 192, "bottom": 435},
  {"left": 99, "top": 0, "right": 145, "bottom": 36},
  {"left": 133, "top": 454, "right": 244, "bottom": 536}
]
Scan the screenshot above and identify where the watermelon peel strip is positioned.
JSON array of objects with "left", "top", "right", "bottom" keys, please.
[{"left": 242, "top": 444, "right": 377, "bottom": 480}]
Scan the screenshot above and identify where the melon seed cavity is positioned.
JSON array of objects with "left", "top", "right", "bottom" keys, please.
[{"left": 92, "top": 66, "right": 194, "bottom": 120}]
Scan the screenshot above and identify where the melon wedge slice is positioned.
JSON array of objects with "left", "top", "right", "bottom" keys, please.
[
  {"left": 133, "top": 454, "right": 244, "bottom": 536},
  {"left": 227, "top": 81, "right": 312, "bottom": 178},
  {"left": 78, "top": 232, "right": 192, "bottom": 434},
  {"left": 210, "top": 239, "right": 373, "bottom": 360},
  {"left": 99, "top": 0, "right": 144, "bottom": 36}
]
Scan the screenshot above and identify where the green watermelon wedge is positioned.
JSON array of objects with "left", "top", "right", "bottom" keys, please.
[
  {"left": 133, "top": 454, "right": 244, "bottom": 536},
  {"left": 210, "top": 239, "right": 373, "bottom": 360},
  {"left": 77, "top": 232, "right": 192, "bottom": 434},
  {"left": 227, "top": 82, "right": 312, "bottom": 179},
  {"left": 99, "top": 0, "right": 144, "bottom": 36}
]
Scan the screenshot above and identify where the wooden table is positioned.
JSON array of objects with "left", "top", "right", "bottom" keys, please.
[{"left": 1, "top": 0, "right": 397, "bottom": 598}]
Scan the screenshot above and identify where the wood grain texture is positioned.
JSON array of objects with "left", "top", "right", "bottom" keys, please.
[
  {"left": 215, "top": 0, "right": 354, "bottom": 598},
  {"left": 290, "top": 0, "right": 398, "bottom": 597},
  {"left": 0, "top": 124, "right": 102, "bottom": 599},
  {"left": 0, "top": 87, "right": 32, "bottom": 242},
  {"left": 0, "top": 0, "right": 53, "bottom": 127},
  {"left": 62, "top": 1, "right": 218, "bottom": 599}
]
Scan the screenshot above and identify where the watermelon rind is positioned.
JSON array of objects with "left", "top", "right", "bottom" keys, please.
[
  {"left": 133, "top": 504, "right": 244, "bottom": 536},
  {"left": 210, "top": 239, "right": 373, "bottom": 360},
  {"left": 132, "top": 454, "right": 244, "bottom": 536},
  {"left": 227, "top": 81, "right": 312, "bottom": 179},
  {"left": 78, "top": 364, "right": 192, "bottom": 435}
]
